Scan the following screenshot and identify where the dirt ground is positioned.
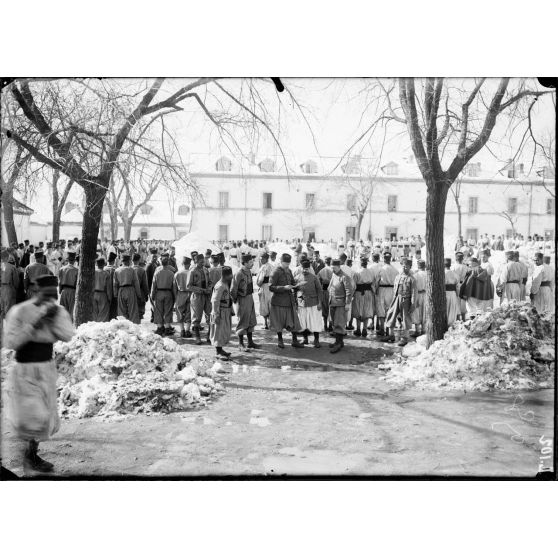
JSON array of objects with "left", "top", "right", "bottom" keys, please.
[{"left": 1, "top": 318, "right": 554, "bottom": 478}]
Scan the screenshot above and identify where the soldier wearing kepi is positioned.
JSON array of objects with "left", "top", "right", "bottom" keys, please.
[
  {"left": 529, "top": 252, "right": 554, "bottom": 314},
  {"left": 132, "top": 253, "right": 149, "bottom": 321},
  {"left": 173, "top": 256, "right": 192, "bottom": 338},
  {"left": 3, "top": 274, "right": 74, "bottom": 474},
  {"left": 114, "top": 254, "right": 142, "bottom": 324},
  {"left": 188, "top": 254, "right": 212, "bottom": 345},
  {"left": 444, "top": 258, "right": 460, "bottom": 326},
  {"left": 327, "top": 258, "right": 354, "bottom": 353},
  {"left": 513, "top": 251, "right": 529, "bottom": 301},
  {"left": 24, "top": 249, "right": 53, "bottom": 300},
  {"left": 385, "top": 258, "right": 417, "bottom": 346},
  {"left": 210, "top": 266, "right": 235, "bottom": 360},
  {"left": 317, "top": 256, "right": 333, "bottom": 332},
  {"left": 256, "top": 252, "right": 274, "bottom": 330},
  {"left": 352, "top": 256, "right": 376, "bottom": 337},
  {"left": 496, "top": 250, "right": 523, "bottom": 302},
  {"left": 2, "top": 250, "right": 20, "bottom": 321},
  {"left": 269, "top": 253, "right": 304, "bottom": 349},
  {"left": 57, "top": 249, "right": 78, "bottom": 320},
  {"left": 452, "top": 251, "right": 468, "bottom": 321},
  {"left": 105, "top": 252, "right": 119, "bottom": 320},
  {"left": 231, "top": 254, "right": 259, "bottom": 351},
  {"left": 295, "top": 259, "right": 323, "bottom": 347},
  {"left": 151, "top": 255, "right": 176, "bottom": 336},
  {"left": 93, "top": 257, "right": 112, "bottom": 322},
  {"left": 376, "top": 251, "right": 398, "bottom": 338}
]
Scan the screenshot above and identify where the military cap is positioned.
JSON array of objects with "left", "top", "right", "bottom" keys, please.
[
  {"left": 383, "top": 251, "right": 392, "bottom": 257},
  {"left": 324, "top": 256, "right": 332, "bottom": 264},
  {"left": 301, "top": 259, "right": 311, "bottom": 269},
  {"left": 150, "top": 248, "right": 158, "bottom": 254},
  {"left": 241, "top": 254, "right": 252, "bottom": 264},
  {"left": 34, "top": 249, "right": 44, "bottom": 257},
  {"left": 281, "top": 253, "right": 292, "bottom": 263},
  {"left": 270, "top": 251, "right": 277, "bottom": 257},
  {"left": 260, "top": 252, "right": 269, "bottom": 261},
  {"left": 505, "top": 250, "right": 514, "bottom": 257},
  {"left": 444, "top": 257, "right": 452, "bottom": 264},
  {"left": 205, "top": 249, "right": 212, "bottom": 256},
  {"left": 183, "top": 255, "right": 192, "bottom": 264},
  {"left": 469, "top": 257, "right": 479, "bottom": 265},
  {"left": 67, "top": 249, "right": 77, "bottom": 256},
  {"left": 96, "top": 257, "right": 106, "bottom": 266},
  {"left": 221, "top": 265, "right": 233, "bottom": 276},
  {"left": 331, "top": 258, "right": 341, "bottom": 266},
  {"left": 455, "top": 251, "right": 464, "bottom": 257},
  {"left": 418, "top": 259, "right": 426, "bottom": 268},
  {"left": 122, "top": 254, "right": 131, "bottom": 262}
]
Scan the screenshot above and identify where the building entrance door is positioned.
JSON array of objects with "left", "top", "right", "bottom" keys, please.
[
  {"left": 303, "top": 228, "right": 315, "bottom": 242},
  {"left": 385, "top": 227, "right": 398, "bottom": 241},
  {"left": 346, "top": 226, "right": 356, "bottom": 242}
]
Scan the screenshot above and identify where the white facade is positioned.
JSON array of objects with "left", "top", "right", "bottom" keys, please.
[{"left": 188, "top": 168, "right": 556, "bottom": 243}]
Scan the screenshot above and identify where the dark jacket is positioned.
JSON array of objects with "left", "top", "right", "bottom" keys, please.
[{"left": 270, "top": 266, "right": 296, "bottom": 307}]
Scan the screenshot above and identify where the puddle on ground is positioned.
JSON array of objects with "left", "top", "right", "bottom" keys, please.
[{"left": 262, "top": 448, "right": 367, "bottom": 474}]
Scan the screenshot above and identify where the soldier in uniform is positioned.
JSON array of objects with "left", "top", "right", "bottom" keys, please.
[
  {"left": 151, "top": 255, "right": 176, "bottom": 336},
  {"left": 385, "top": 258, "right": 417, "bottom": 346},
  {"left": 231, "top": 254, "right": 259, "bottom": 351},
  {"left": 295, "top": 259, "right": 323, "bottom": 347},
  {"left": 327, "top": 258, "right": 354, "bottom": 353},
  {"left": 496, "top": 251, "right": 523, "bottom": 303},
  {"left": 269, "top": 251, "right": 278, "bottom": 268},
  {"left": 530, "top": 252, "right": 554, "bottom": 314},
  {"left": 352, "top": 256, "right": 376, "bottom": 337},
  {"left": 114, "top": 254, "right": 141, "bottom": 324},
  {"left": 369, "top": 253, "right": 382, "bottom": 333},
  {"left": 444, "top": 258, "right": 460, "bottom": 326},
  {"left": 452, "top": 251, "right": 468, "bottom": 321},
  {"left": 311, "top": 250, "right": 325, "bottom": 275},
  {"left": 376, "top": 252, "right": 398, "bottom": 338},
  {"left": 105, "top": 252, "right": 119, "bottom": 320},
  {"left": 513, "top": 251, "right": 529, "bottom": 301},
  {"left": 2, "top": 250, "right": 20, "bottom": 321},
  {"left": 317, "top": 256, "right": 333, "bottom": 332},
  {"left": 188, "top": 254, "right": 212, "bottom": 344},
  {"left": 93, "top": 257, "right": 112, "bottom": 322},
  {"left": 208, "top": 254, "right": 223, "bottom": 290},
  {"left": 173, "top": 256, "right": 192, "bottom": 338},
  {"left": 132, "top": 253, "right": 149, "bottom": 321},
  {"left": 24, "top": 249, "right": 52, "bottom": 300},
  {"left": 256, "top": 252, "right": 274, "bottom": 329},
  {"left": 410, "top": 260, "right": 427, "bottom": 337},
  {"left": 57, "top": 249, "right": 78, "bottom": 321},
  {"left": 269, "top": 253, "right": 304, "bottom": 349},
  {"left": 210, "top": 266, "right": 235, "bottom": 360},
  {"left": 3, "top": 274, "right": 74, "bottom": 474}
]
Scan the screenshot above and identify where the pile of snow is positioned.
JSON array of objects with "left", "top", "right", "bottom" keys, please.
[
  {"left": 1, "top": 318, "right": 224, "bottom": 419},
  {"left": 379, "top": 301, "right": 555, "bottom": 391}
]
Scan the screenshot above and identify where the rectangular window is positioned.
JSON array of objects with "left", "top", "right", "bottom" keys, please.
[
  {"left": 140, "top": 229, "right": 148, "bottom": 239},
  {"left": 508, "top": 197, "right": 518, "bottom": 214},
  {"left": 507, "top": 169, "right": 516, "bottom": 179},
  {"left": 263, "top": 192, "right": 273, "bottom": 210},
  {"left": 387, "top": 195, "right": 397, "bottom": 212},
  {"left": 218, "top": 225, "right": 228, "bottom": 242},
  {"left": 547, "top": 198, "right": 555, "bottom": 215},
  {"left": 468, "top": 197, "right": 478, "bottom": 214},
  {"left": 465, "top": 228, "right": 478, "bottom": 243},
  {"left": 305, "top": 193, "right": 315, "bottom": 210},
  {"left": 262, "top": 225, "right": 273, "bottom": 241},
  {"left": 347, "top": 194, "right": 357, "bottom": 211},
  {"left": 544, "top": 229, "right": 554, "bottom": 241},
  {"left": 218, "top": 191, "right": 229, "bottom": 209},
  {"left": 505, "top": 229, "right": 514, "bottom": 239}
]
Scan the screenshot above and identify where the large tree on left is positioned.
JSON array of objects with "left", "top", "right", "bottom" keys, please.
[{"left": 2, "top": 78, "right": 295, "bottom": 325}]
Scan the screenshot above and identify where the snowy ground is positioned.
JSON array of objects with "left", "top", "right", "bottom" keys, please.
[{"left": 1, "top": 317, "right": 554, "bottom": 477}]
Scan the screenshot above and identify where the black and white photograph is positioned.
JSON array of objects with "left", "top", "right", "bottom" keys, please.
[{"left": 1, "top": 75, "right": 555, "bottom": 480}]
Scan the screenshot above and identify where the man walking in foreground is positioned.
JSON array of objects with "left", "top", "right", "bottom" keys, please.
[
  {"left": 327, "top": 258, "right": 354, "bottom": 354},
  {"left": 230, "top": 254, "right": 259, "bottom": 351},
  {"left": 3, "top": 274, "right": 74, "bottom": 474},
  {"left": 210, "top": 266, "right": 235, "bottom": 360},
  {"left": 385, "top": 258, "right": 417, "bottom": 346}
]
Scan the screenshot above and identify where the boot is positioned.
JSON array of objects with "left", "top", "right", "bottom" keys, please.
[
  {"left": 330, "top": 334, "right": 343, "bottom": 353},
  {"left": 206, "top": 329, "right": 211, "bottom": 344},
  {"left": 313, "top": 333, "right": 321, "bottom": 348},
  {"left": 303, "top": 331, "right": 309, "bottom": 344},
  {"left": 398, "top": 337, "right": 408, "bottom": 347},
  {"left": 346, "top": 321, "right": 354, "bottom": 331},
  {"left": 24, "top": 440, "right": 54, "bottom": 473},
  {"left": 238, "top": 334, "right": 249, "bottom": 352},
  {"left": 193, "top": 327, "right": 202, "bottom": 345},
  {"left": 216, "top": 347, "right": 230, "bottom": 360},
  {"left": 247, "top": 332, "right": 260, "bottom": 349},
  {"left": 291, "top": 333, "right": 304, "bottom": 348},
  {"left": 277, "top": 333, "right": 285, "bottom": 349},
  {"left": 264, "top": 318, "right": 269, "bottom": 330},
  {"left": 155, "top": 326, "right": 165, "bottom": 336},
  {"left": 183, "top": 327, "right": 192, "bottom": 338},
  {"left": 164, "top": 326, "right": 175, "bottom": 336},
  {"left": 354, "top": 326, "right": 361, "bottom": 337},
  {"left": 361, "top": 326, "right": 368, "bottom": 337}
]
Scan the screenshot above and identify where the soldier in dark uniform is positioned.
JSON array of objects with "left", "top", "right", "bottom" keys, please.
[
  {"left": 58, "top": 250, "right": 78, "bottom": 321},
  {"left": 132, "top": 253, "right": 149, "bottom": 321},
  {"left": 311, "top": 250, "right": 325, "bottom": 275},
  {"left": 230, "top": 254, "right": 259, "bottom": 351},
  {"left": 187, "top": 254, "right": 212, "bottom": 344},
  {"left": 2, "top": 250, "right": 20, "bottom": 321},
  {"left": 24, "top": 249, "right": 52, "bottom": 300},
  {"left": 151, "top": 255, "right": 176, "bottom": 336},
  {"left": 113, "top": 254, "right": 141, "bottom": 324},
  {"left": 105, "top": 252, "right": 119, "bottom": 320},
  {"left": 269, "top": 253, "right": 304, "bottom": 349},
  {"left": 327, "top": 258, "right": 354, "bottom": 353},
  {"left": 93, "top": 257, "right": 112, "bottom": 322}
]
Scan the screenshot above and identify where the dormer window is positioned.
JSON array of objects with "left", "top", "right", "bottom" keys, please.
[
  {"left": 259, "top": 158, "right": 276, "bottom": 172},
  {"left": 178, "top": 205, "right": 189, "bottom": 215},
  {"left": 140, "top": 204, "right": 153, "bottom": 215},
  {"left": 464, "top": 162, "right": 481, "bottom": 177},
  {"left": 341, "top": 155, "right": 361, "bottom": 175},
  {"left": 300, "top": 159, "right": 318, "bottom": 174},
  {"left": 382, "top": 162, "right": 399, "bottom": 176},
  {"left": 215, "top": 156, "right": 232, "bottom": 171}
]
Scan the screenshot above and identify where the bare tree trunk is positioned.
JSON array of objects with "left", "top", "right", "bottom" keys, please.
[
  {"left": 355, "top": 212, "right": 365, "bottom": 241},
  {"left": 52, "top": 207, "right": 63, "bottom": 242},
  {"left": 424, "top": 181, "right": 449, "bottom": 347},
  {"left": 1, "top": 182, "right": 18, "bottom": 245},
  {"left": 74, "top": 183, "right": 106, "bottom": 325},
  {"left": 456, "top": 201, "right": 462, "bottom": 239},
  {"left": 123, "top": 218, "right": 132, "bottom": 242}
]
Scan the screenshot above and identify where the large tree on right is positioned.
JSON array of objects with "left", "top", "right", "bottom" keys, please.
[{"left": 384, "top": 78, "right": 553, "bottom": 346}]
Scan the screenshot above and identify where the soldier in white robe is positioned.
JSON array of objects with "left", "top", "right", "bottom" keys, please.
[
  {"left": 444, "top": 258, "right": 460, "bottom": 327},
  {"left": 530, "top": 252, "right": 554, "bottom": 314}
]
